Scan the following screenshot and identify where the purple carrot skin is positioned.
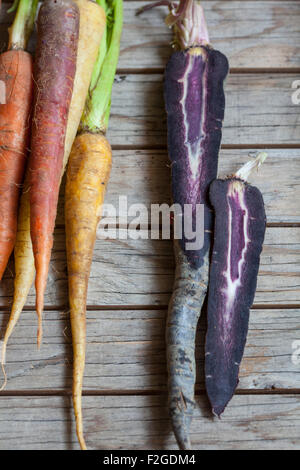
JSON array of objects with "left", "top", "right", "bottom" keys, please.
[
  {"left": 29, "top": 0, "right": 79, "bottom": 345},
  {"left": 138, "top": 0, "right": 228, "bottom": 449},
  {"left": 205, "top": 153, "right": 267, "bottom": 417}
]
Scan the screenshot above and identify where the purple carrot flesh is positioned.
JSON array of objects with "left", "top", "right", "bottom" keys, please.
[
  {"left": 205, "top": 152, "right": 267, "bottom": 417},
  {"left": 138, "top": 0, "right": 228, "bottom": 449}
]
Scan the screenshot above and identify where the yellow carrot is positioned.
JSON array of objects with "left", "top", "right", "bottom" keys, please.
[
  {"left": 1, "top": 0, "right": 106, "bottom": 382},
  {"left": 63, "top": 0, "right": 106, "bottom": 170},
  {"left": 65, "top": 0, "right": 123, "bottom": 449},
  {"left": 65, "top": 134, "right": 111, "bottom": 450}
]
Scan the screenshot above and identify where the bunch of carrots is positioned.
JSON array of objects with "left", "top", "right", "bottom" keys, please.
[
  {"left": 0, "top": 0, "right": 268, "bottom": 452},
  {"left": 0, "top": 0, "right": 123, "bottom": 450}
]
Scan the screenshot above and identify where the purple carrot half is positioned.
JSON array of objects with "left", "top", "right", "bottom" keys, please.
[
  {"left": 138, "top": 0, "right": 228, "bottom": 449},
  {"left": 205, "top": 153, "right": 267, "bottom": 417}
]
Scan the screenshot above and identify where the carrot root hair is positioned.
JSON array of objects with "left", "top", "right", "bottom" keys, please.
[
  {"left": 0, "top": 341, "right": 7, "bottom": 391},
  {"left": 37, "top": 310, "right": 43, "bottom": 349},
  {"left": 73, "top": 372, "right": 87, "bottom": 450}
]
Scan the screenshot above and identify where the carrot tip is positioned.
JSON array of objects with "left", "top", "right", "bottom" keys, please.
[
  {"left": 78, "top": 435, "right": 87, "bottom": 451},
  {"left": 0, "top": 364, "right": 7, "bottom": 392},
  {"left": 37, "top": 330, "right": 43, "bottom": 349},
  {"left": 171, "top": 404, "right": 193, "bottom": 450},
  {"left": 0, "top": 341, "right": 7, "bottom": 391},
  {"left": 37, "top": 312, "right": 43, "bottom": 349},
  {"left": 174, "top": 429, "right": 192, "bottom": 451}
]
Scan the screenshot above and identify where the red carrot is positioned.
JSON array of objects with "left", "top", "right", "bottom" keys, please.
[{"left": 28, "top": 0, "right": 79, "bottom": 345}]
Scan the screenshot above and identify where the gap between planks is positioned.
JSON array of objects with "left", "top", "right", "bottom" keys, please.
[
  {"left": 110, "top": 144, "right": 300, "bottom": 151},
  {"left": 1, "top": 389, "right": 300, "bottom": 397},
  {"left": 0, "top": 64, "right": 295, "bottom": 75},
  {"left": 53, "top": 223, "right": 300, "bottom": 229},
  {"left": 116, "top": 68, "right": 300, "bottom": 75},
  {"left": 1, "top": 303, "right": 300, "bottom": 312}
]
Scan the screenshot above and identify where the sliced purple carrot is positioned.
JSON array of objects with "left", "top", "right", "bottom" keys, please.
[
  {"left": 205, "top": 152, "right": 267, "bottom": 417},
  {"left": 138, "top": 0, "right": 228, "bottom": 449}
]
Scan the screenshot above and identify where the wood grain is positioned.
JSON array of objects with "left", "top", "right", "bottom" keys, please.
[
  {"left": 53, "top": 148, "right": 300, "bottom": 225},
  {"left": 120, "top": 1, "right": 300, "bottom": 70},
  {"left": 1, "top": 67, "right": 297, "bottom": 145},
  {"left": 106, "top": 73, "right": 300, "bottom": 146},
  {"left": 1, "top": 2, "right": 300, "bottom": 69},
  {"left": 0, "top": 227, "right": 299, "bottom": 307},
  {"left": 0, "top": 308, "right": 299, "bottom": 392},
  {"left": 0, "top": 394, "right": 299, "bottom": 449}
]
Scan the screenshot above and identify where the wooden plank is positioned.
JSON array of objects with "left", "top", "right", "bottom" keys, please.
[
  {"left": 1, "top": 308, "right": 299, "bottom": 391},
  {"left": 121, "top": 1, "right": 300, "bottom": 70},
  {"left": 0, "top": 66, "right": 297, "bottom": 145},
  {"left": 0, "top": 18, "right": 299, "bottom": 145},
  {"left": 54, "top": 148, "right": 300, "bottom": 225},
  {"left": 106, "top": 73, "right": 300, "bottom": 146},
  {"left": 0, "top": 394, "right": 299, "bottom": 449},
  {"left": 1, "top": 2, "right": 300, "bottom": 69},
  {"left": 0, "top": 227, "right": 299, "bottom": 306}
]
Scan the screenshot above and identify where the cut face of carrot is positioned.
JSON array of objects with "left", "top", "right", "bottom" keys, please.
[
  {"left": 165, "top": 46, "right": 228, "bottom": 268},
  {"left": 205, "top": 173, "right": 266, "bottom": 417},
  {"left": 0, "top": 50, "right": 33, "bottom": 280}
]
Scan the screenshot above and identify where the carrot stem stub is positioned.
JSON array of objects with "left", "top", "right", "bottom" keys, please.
[
  {"left": 8, "top": 0, "right": 38, "bottom": 50},
  {"left": 29, "top": 0, "right": 79, "bottom": 345}
]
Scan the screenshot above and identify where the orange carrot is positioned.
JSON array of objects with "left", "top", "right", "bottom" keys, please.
[{"left": 0, "top": 0, "right": 36, "bottom": 280}]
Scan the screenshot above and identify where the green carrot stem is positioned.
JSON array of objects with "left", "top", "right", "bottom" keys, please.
[
  {"left": 80, "top": 0, "right": 123, "bottom": 134},
  {"left": 8, "top": 0, "right": 38, "bottom": 51}
]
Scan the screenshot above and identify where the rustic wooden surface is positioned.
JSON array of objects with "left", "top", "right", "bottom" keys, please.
[
  {"left": 1, "top": 226, "right": 300, "bottom": 306},
  {"left": 1, "top": 308, "right": 300, "bottom": 392},
  {"left": 0, "top": 395, "right": 300, "bottom": 450},
  {"left": 0, "top": 0, "right": 300, "bottom": 450}
]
